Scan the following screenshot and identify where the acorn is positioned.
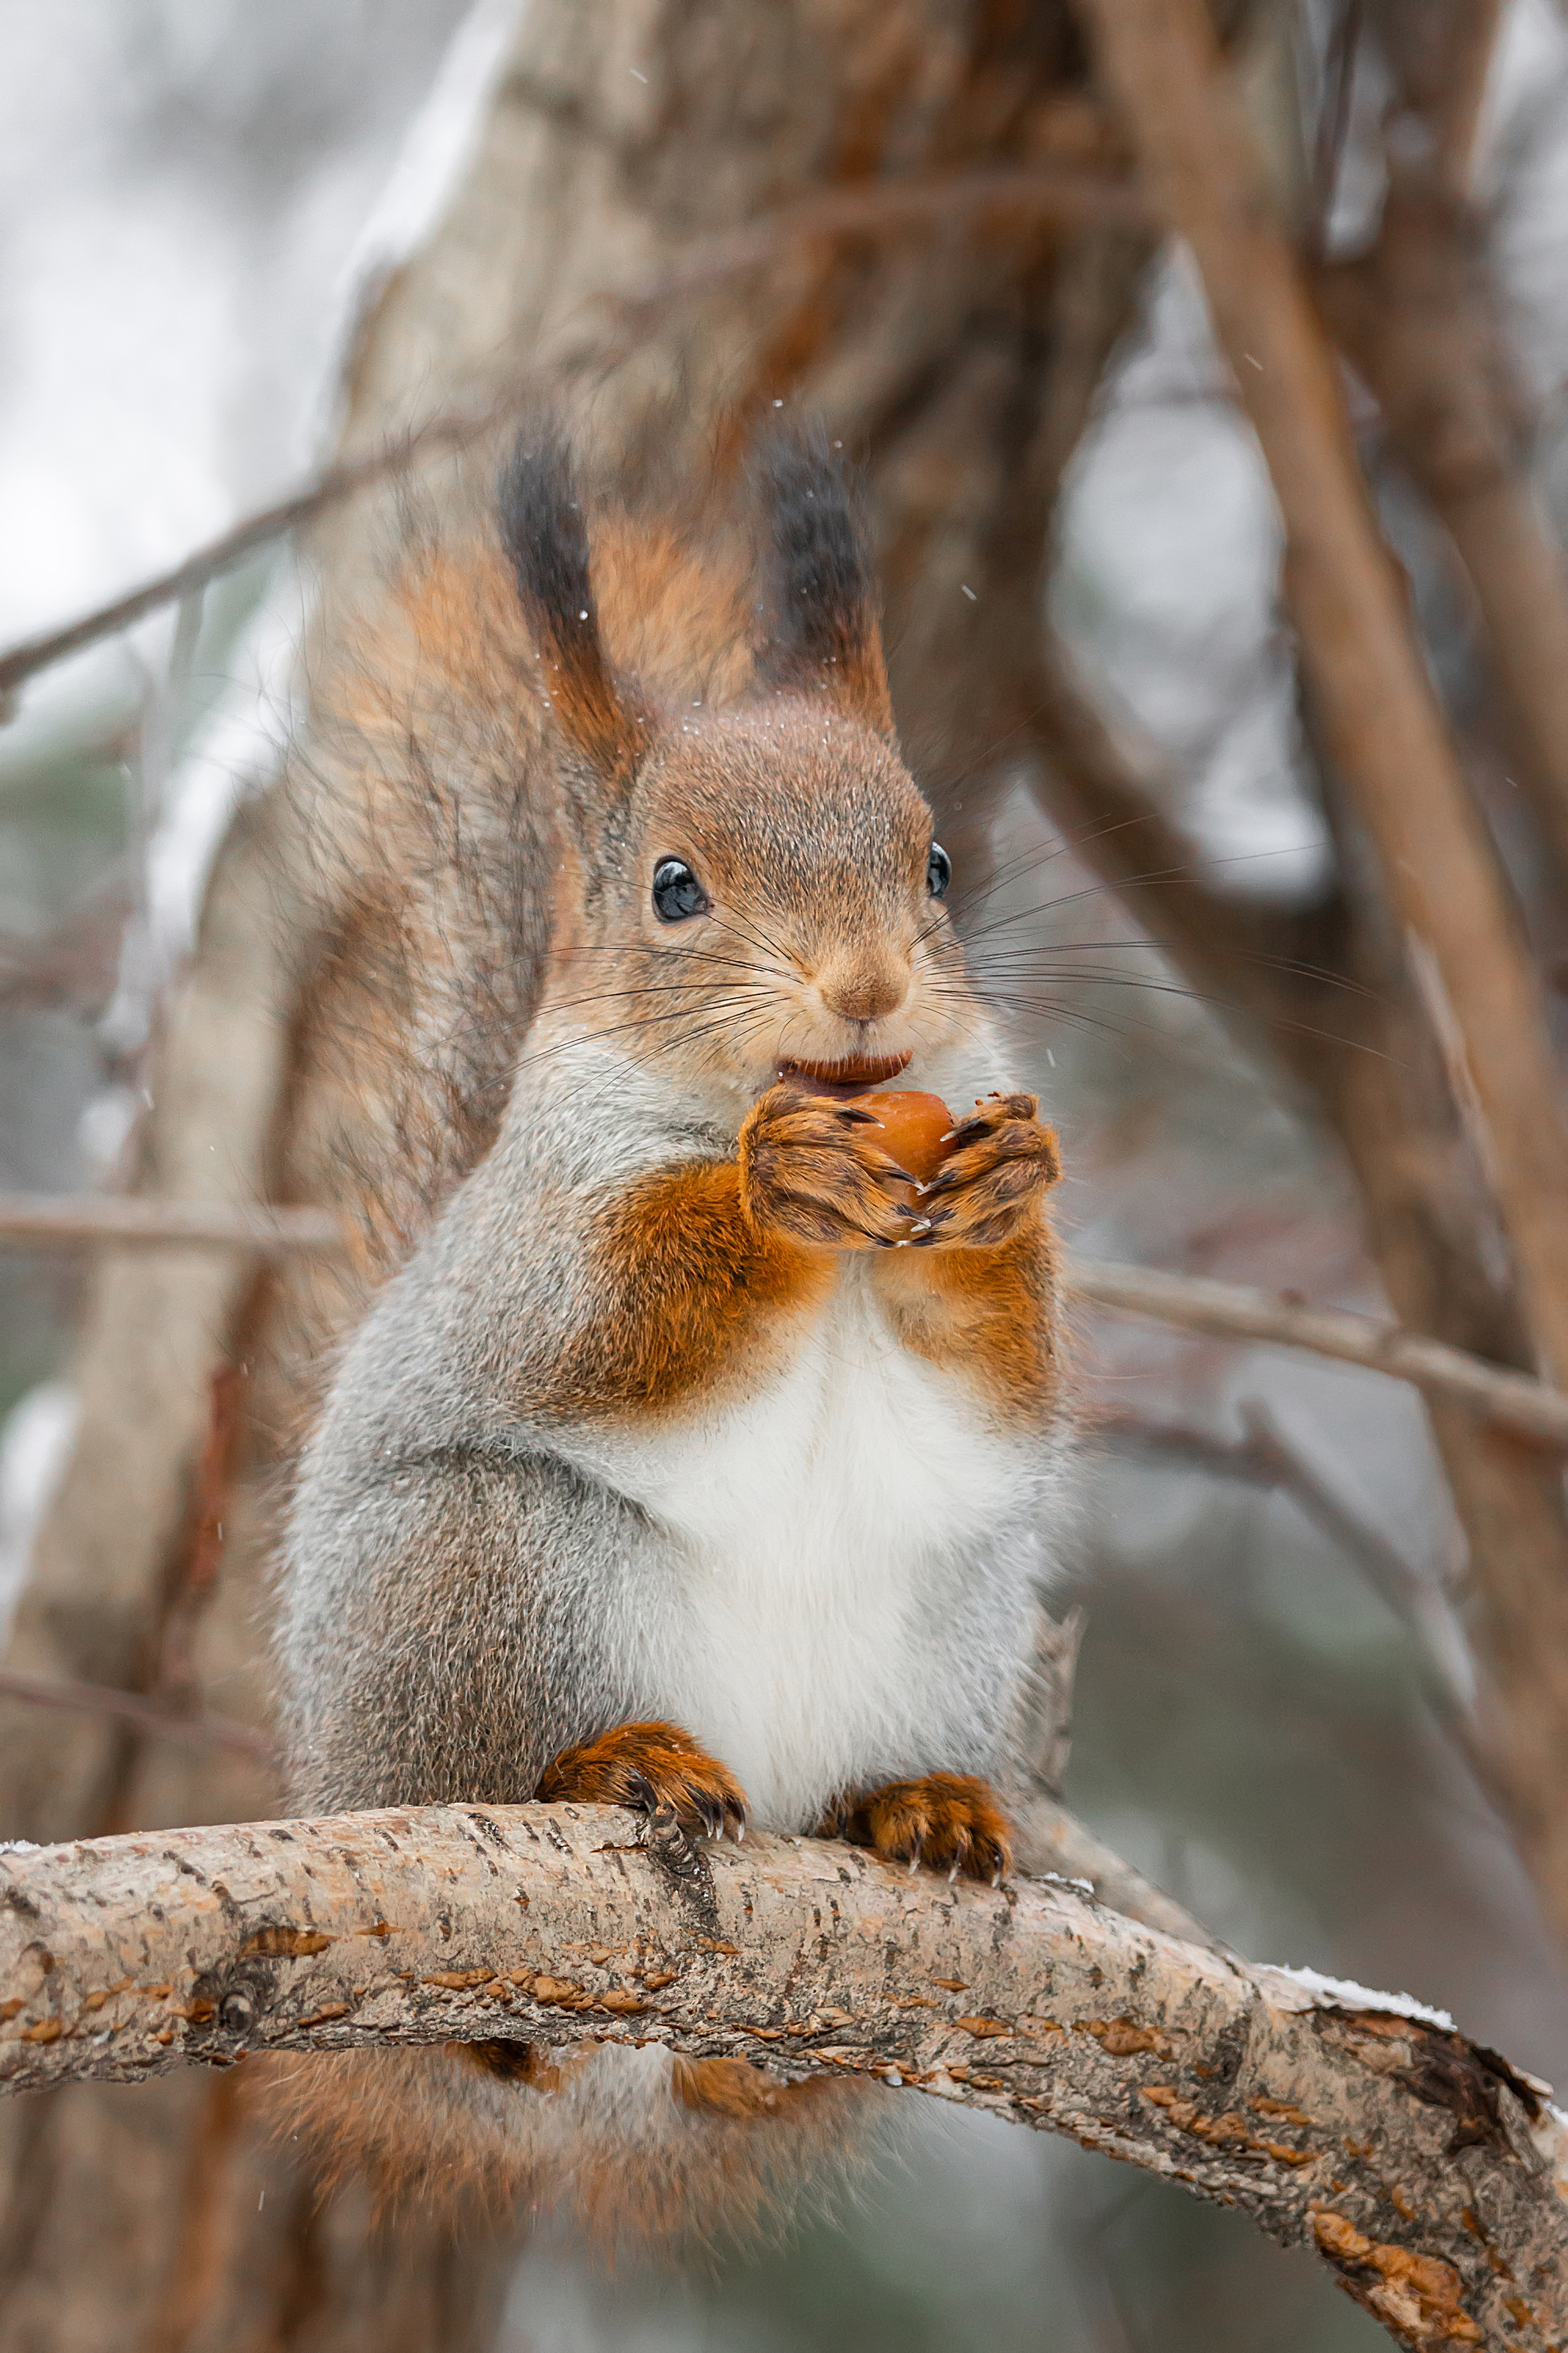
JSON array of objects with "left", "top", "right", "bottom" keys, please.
[{"left": 851, "top": 1090, "right": 955, "bottom": 1192}]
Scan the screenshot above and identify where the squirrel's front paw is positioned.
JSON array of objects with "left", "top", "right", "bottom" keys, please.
[
  {"left": 817, "top": 1772, "right": 1012, "bottom": 1884},
  {"left": 908, "top": 1092, "right": 1059, "bottom": 1250},
  {"left": 739, "top": 1082, "right": 916, "bottom": 1250},
  {"left": 538, "top": 1720, "right": 747, "bottom": 1843}
]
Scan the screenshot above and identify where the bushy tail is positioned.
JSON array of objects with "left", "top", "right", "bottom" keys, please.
[
  {"left": 285, "top": 507, "right": 561, "bottom": 1322},
  {"left": 258, "top": 2039, "right": 877, "bottom": 2259},
  {"left": 282, "top": 439, "right": 761, "bottom": 1346}
]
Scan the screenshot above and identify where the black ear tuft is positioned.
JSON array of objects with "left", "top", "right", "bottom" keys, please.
[
  {"left": 757, "top": 430, "right": 895, "bottom": 739},
  {"left": 498, "top": 432, "right": 646, "bottom": 781}
]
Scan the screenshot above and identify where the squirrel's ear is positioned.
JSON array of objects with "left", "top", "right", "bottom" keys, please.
[
  {"left": 757, "top": 431, "right": 895, "bottom": 741},
  {"left": 499, "top": 434, "right": 649, "bottom": 786}
]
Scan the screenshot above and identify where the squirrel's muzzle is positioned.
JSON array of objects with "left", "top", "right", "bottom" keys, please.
[{"left": 815, "top": 947, "right": 909, "bottom": 1026}]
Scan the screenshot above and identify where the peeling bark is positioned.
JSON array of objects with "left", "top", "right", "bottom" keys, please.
[{"left": 1, "top": 1806, "right": 1564, "bottom": 2349}]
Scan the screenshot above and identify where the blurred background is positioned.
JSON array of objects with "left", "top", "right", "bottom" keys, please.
[{"left": 3, "top": 3, "right": 1568, "bottom": 2348}]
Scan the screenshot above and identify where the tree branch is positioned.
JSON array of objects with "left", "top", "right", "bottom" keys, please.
[
  {"left": 0, "top": 1671, "right": 274, "bottom": 1767},
  {"left": 1071, "top": 1259, "right": 1568, "bottom": 1447},
  {"left": 1096, "top": 1404, "right": 1481, "bottom": 1730},
  {"left": 0, "top": 1804, "right": 1561, "bottom": 2344},
  {"left": 1077, "top": 0, "right": 1568, "bottom": 1395},
  {"left": 0, "top": 159, "right": 1143, "bottom": 713},
  {"left": 1317, "top": 5, "right": 1568, "bottom": 895},
  {"left": 9, "top": 1193, "right": 1567, "bottom": 1445},
  {"left": 1020, "top": 638, "right": 1568, "bottom": 1949},
  {"left": 0, "top": 1197, "right": 344, "bottom": 1252}
]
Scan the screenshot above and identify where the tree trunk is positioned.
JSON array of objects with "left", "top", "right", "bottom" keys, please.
[{"left": 0, "top": 2, "right": 1194, "bottom": 2343}]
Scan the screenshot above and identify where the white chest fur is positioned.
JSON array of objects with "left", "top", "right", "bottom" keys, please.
[{"left": 576, "top": 1265, "right": 1049, "bottom": 1830}]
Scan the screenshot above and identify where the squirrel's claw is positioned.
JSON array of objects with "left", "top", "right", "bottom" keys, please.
[
  {"left": 740, "top": 1084, "right": 925, "bottom": 1252},
  {"left": 894, "top": 1094, "right": 1061, "bottom": 1251},
  {"left": 817, "top": 1771, "right": 1013, "bottom": 1884},
  {"left": 538, "top": 1720, "right": 749, "bottom": 1847}
]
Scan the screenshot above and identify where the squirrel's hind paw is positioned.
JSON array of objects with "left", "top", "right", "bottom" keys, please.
[
  {"left": 539, "top": 1720, "right": 747, "bottom": 1844},
  {"left": 818, "top": 1772, "right": 1012, "bottom": 1884}
]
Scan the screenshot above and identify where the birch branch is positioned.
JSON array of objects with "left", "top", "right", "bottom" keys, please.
[{"left": 1, "top": 1804, "right": 1563, "bottom": 2346}]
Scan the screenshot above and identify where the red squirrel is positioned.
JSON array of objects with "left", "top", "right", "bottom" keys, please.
[{"left": 273, "top": 428, "right": 1067, "bottom": 2244}]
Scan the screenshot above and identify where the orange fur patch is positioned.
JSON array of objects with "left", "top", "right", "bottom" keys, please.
[
  {"left": 874, "top": 1217, "right": 1063, "bottom": 1421},
  {"left": 546, "top": 1159, "right": 836, "bottom": 1420},
  {"left": 589, "top": 517, "right": 757, "bottom": 709},
  {"left": 672, "top": 2056, "right": 844, "bottom": 2123}
]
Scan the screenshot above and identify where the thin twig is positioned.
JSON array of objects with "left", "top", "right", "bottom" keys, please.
[
  {"left": 0, "top": 404, "right": 501, "bottom": 712},
  {"left": 157, "top": 1362, "right": 249, "bottom": 1705},
  {"left": 1095, "top": 1402, "right": 1477, "bottom": 1713},
  {"left": 1423, "top": 0, "right": 1508, "bottom": 192},
  {"left": 609, "top": 159, "right": 1149, "bottom": 317},
  {"left": 0, "top": 161, "right": 1144, "bottom": 713},
  {"left": 1096, "top": 1403, "right": 1433, "bottom": 1618},
  {"left": 0, "top": 1669, "right": 276, "bottom": 1767},
  {"left": 1309, "top": 0, "right": 1364, "bottom": 257},
  {"left": 0, "top": 1197, "right": 345, "bottom": 1252},
  {"left": 1069, "top": 1257, "right": 1568, "bottom": 1447}
]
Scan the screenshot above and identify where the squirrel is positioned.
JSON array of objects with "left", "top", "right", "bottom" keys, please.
[{"left": 271, "top": 424, "right": 1069, "bottom": 2247}]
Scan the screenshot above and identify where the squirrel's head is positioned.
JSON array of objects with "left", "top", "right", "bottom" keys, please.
[{"left": 501, "top": 430, "right": 977, "bottom": 1111}]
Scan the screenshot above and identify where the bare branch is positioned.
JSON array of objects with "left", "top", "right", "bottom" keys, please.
[
  {"left": 0, "top": 1197, "right": 343, "bottom": 1253},
  {"left": 1077, "top": 0, "right": 1568, "bottom": 1394},
  {"left": 1096, "top": 1404, "right": 1479, "bottom": 1718},
  {"left": 1317, "top": 7, "right": 1568, "bottom": 897},
  {"left": 1308, "top": 0, "right": 1364, "bottom": 255},
  {"left": 1, "top": 1803, "right": 1561, "bottom": 2345},
  {"left": 9, "top": 1193, "right": 1567, "bottom": 1446},
  {"left": 0, "top": 1670, "right": 276, "bottom": 1766},
  {"left": 1098, "top": 1403, "right": 1431, "bottom": 1627},
  {"left": 0, "top": 160, "right": 1143, "bottom": 713},
  {"left": 0, "top": 404, "right": 502, "bottom": 713},
  {"left": 1370, "top": 0, "right": 1507, "bottom": 191},
  {"left": 1069, "top": 1259, "right": 1568, "bottom": 1447},
  {"left": 1020, "top": 633, "right": 1568, "bottom": 1945}
]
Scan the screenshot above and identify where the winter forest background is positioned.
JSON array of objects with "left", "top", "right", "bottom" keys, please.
[{"left": 4, "top": 3, "right": 1568, "bottom": 2347}]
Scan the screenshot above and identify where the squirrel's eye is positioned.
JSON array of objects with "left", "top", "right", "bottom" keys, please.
[
  {"left": 926, "top": 842, "right": 952, "bottom": 900},
  {"left": 652, "top": 857, "right": 711, "bottom": 923}
]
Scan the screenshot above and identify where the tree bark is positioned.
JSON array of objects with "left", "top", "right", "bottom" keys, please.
[{"left": 3, "top": 1805, "right": 1565, "bottom": 2352}]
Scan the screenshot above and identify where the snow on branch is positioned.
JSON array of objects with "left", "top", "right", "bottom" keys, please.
[{"left": 1, "top": 1803, "right": 1563, "bottom": 2344}]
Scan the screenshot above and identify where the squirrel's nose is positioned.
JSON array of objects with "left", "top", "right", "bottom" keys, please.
[{"left": 817, "top": 949, "right": 909, "bottom": 1025}]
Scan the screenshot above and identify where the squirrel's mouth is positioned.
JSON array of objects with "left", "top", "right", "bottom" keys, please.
[{"left": 774, "top": 1051, "right": 912, "bottom": 1101}]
